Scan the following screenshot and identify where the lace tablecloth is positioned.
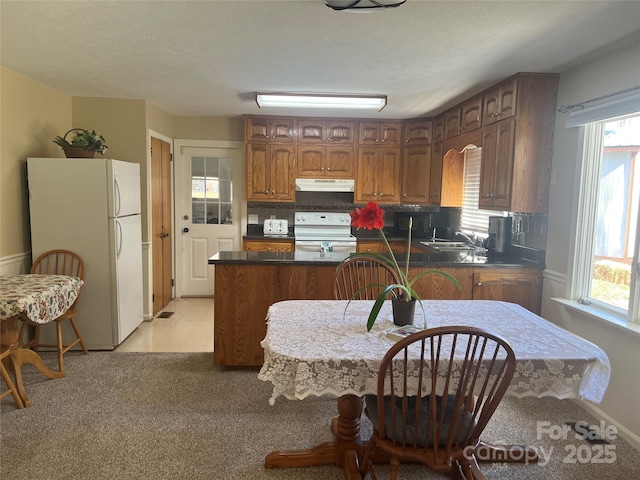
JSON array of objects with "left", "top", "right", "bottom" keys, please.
[
  {"left": 0, "top": 274, "right": 84, "bottom": 324},
  {"left": 258, "top": 300, "right": 611, "bottom": 405}
]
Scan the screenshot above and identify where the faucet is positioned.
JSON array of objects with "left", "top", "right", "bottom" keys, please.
[{"left": 455, "top": 231, "right": 477, "bottom": 247}]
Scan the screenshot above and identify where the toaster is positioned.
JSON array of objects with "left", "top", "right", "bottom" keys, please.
[{"left": 263, "top": 219, "right": 289, "bottom": 236}]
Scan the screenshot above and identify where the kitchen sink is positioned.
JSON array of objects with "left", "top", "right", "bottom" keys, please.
[{"left": 420, "top": 241, "right": 475, "bottom": 252}]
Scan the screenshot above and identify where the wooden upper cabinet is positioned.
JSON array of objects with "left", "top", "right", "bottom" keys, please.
[
  {"left": 403, "top": 119, "right": 433, "bottom": 145},
  {"left": 355, "top": 147, "right": 401, "bottom": 203},
  {"left": 433, "top": 115, "right": 445, "bottom": 144},
  {"left": 245, "top": 116, "right": 295, "bottom": 143},
  {"left": 444, "top": 108, "right": 462, "bottom": 139},
  {"left": 297, "top": 145, "right": 354, "bottom": 178},
  {"left": 479, "top": 120, "right": 515, "bottom": 210},
  {"left": 297, "top": 119, "right": 355, "bottom": 144},
  {"left": 460, "top": 96, "right": 483, "bottom": 133},
  {"left": 358, "top": 121, "right": 402, "bottom": 146},
  {"left": 401, "top": 146, "right": 431, "bottom": 204},
  {"left": 429, "top": 142, "right": 443, "bottom": 205},
  {"left": 246, "top": 143, "right": 295, "bottom": 202},
  {"left": 483, "top": 77, "right": 518, "bottom": 126},
  {"left": 440, "top": 147, "right": 464, "bottom": 207}
]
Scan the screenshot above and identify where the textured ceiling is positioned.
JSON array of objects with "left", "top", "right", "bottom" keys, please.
[{"left": 1, "top": 0, "right": 639, "bottom": 119}]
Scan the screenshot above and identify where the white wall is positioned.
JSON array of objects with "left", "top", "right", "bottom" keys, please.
[{"left": 542, "top": 39, "right": 640, "bottom": 448}]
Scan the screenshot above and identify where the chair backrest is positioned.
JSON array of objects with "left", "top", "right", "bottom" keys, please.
[
  {"left": 31, "top": 250, "right": 86, "bottom": 281},
  {"left": 333, "top": 255, "right": 401, "bottom": 300},
  {"left": 371, "top": 326, "right": 516, "bottom": 469}
]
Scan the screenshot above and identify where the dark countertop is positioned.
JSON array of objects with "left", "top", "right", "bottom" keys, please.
[{"left": 209, "top": 250, "right": 542, "bottom": 268}]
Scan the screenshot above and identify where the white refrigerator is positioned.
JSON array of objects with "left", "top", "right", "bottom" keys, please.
[{"left": 27, "top": 157, "right": 144, "bottom": 349}]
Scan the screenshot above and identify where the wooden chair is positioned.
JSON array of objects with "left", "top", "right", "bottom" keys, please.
[
  {"left": 334, "top": 256, "right": 401, "bottom": 300},
  {"left": 360, "top": 326, "right": 516, "bottom": 480},
  {"left": 20, "top": 250, "right": 88, "bottom": 373},
  {"left": 1, "top": 345, "right": 25, "bottom": 408}
]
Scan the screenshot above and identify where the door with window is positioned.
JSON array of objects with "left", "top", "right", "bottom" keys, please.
[{"left": 177, "top": 143, "right": 242, "bottom": 296}]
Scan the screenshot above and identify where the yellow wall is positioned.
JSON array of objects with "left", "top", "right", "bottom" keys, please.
[
  {"left": 0, "top": 66, "right": 71, "bottom": 257},
  {"left": 173, "top": 116, "right": 244, "bottom": 141},
  {"left": 146, "top": 103, "right": 173, "bottom": 139}
]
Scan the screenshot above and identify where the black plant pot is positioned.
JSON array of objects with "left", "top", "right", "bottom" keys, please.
[{"left": 392, "top": 296, "right": 416, "bottom": 326}]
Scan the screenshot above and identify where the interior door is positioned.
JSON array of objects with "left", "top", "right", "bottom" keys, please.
[
  {"left": 151, "top": 137, "right": 173, "bottom": 315},
  {"left": 178, "top": 145, "right": 242, "bottom": 296}
]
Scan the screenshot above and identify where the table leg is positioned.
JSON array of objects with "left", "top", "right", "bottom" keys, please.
[
  {"left": 1, "top": 317, "right": 64, "bottom": 408},
  {"left": 265, "top": 394, "right": 364, "bottom": 469}
]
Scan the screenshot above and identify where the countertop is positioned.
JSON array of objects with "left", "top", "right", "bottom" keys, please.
[{"left": 209, "top": 250, "right": 542, "bottom": 268}]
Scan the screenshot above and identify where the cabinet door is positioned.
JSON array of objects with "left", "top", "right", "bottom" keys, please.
[
  {"left": 358, "top": 122, "right": 381, "bottom": 145},
  {"left": 297, "top": 120, "right": 326, "bottom": 143},
  {"left": 483, "top": 78, "right": 518, "bottom": 125},
  {"left": 327, "top": 121, "right": 355, "bottom": 144},
  {"left": 433, "top": 115, "right": 445, "bottom": 144},
  {"left": 297, "top": 145, "right": 325, "bottom": 177},
  {"left": 355, "top": 147, "right": 380, "bottom": 203},
  {"left": 408, "top": 267, "right": 473, "bottom": 300},
  {"left": 269, "top": 118, "right": 295, "bottom": 143},
  {"left": 460, "top": 96, "right": 483, "bottom": 133},
  {"left": 444, "top": 108, "right": 462, "bottom": 139},
  {"left": 429, "top": 142, "right": 443, "bottom": 205},
  {"left": 472, "top": 269, "right": 541, "bottom": 314},
  {"left": 270, "top": 145, "right": 296, "bottom": 201},
  {"left": 325, "top": 146, "right": 354, "bottom": 177},
  {"left": 243, "top": 239, "right": 294, "bottom": 252},
  {"left": 245, "top": 117, "right": 270, "bottom": 143},
  {"left": 480, "top": 120, "right": 515, "bottom": 209},
  {"left": 380, "top": 122, "right": 402, "bottom": 146},
  {"left": 246, "top": 143, "right": 271, "bottom": 200},
  {"left": 402, "top": 146, "right": 431, "bottom": 204},
  {"left": 378, "top": 147, "right": 401, "bottom": 203},
  {"left": 404, "top": 119, "right": 433, "bottom": 146}
]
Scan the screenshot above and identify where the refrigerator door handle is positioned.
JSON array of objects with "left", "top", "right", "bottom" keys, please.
[
  {"left": 114, "top": 177, "right": 122, "bottom": 216},
  {"left": 115, "top": 218, "right": 123, "bottom": 258}
]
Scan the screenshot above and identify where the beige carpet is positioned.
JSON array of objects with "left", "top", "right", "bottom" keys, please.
[{"left": 1, "top": 352, "right": 637, "bottom": 479}]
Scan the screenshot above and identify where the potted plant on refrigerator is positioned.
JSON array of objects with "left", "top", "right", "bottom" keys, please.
[{"left": 53, "top": 129, "right": 108, "bottom": 158}]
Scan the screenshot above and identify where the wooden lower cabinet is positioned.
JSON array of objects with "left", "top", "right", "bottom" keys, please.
[
  {"left": 472, "top": 269, "right": 542, "bottom": 314},
  {"left": 213, "top": 262, "right": 542, "bottom": 366},
  {"left": 242, "top": 239, "right": 294, "bottom": 252},
  {"left": 214, "top": 263, "right": 335, "bottom": 366},
  {"left": 357, "top": 240, "right": 408, "bottom": 254}
]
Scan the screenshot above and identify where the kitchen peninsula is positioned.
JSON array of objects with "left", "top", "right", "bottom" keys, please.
[{"left": 209, "top": 249, "right": 542, "bottom": 366}]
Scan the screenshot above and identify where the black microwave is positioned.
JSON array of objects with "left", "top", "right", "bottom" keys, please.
[{"left": 393, "top": 212, "right": 433, "bottom": 238}]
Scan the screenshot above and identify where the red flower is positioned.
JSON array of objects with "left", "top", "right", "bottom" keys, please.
[{"left": 350, "top": 202, "right": 385, "bottom": 231}]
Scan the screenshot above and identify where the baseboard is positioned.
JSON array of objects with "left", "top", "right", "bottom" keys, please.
[{"left": 572, "top": 399, "right": 640, "bottom": 451}]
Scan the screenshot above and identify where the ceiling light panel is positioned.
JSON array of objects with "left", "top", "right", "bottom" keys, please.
[{"left": 255, "top": 93, "right": 387, "bottom": 111}]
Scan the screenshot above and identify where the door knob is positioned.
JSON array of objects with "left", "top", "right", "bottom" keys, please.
[{"left": 183, "top": 227, "right": 189, "bottom": 233}]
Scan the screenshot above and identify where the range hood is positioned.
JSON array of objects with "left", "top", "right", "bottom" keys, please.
[{"left": 295, "top": 178, "right": 355, "bottom": 192}]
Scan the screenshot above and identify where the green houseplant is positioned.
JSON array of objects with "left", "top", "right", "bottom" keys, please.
[
  {"left": 344, "top": 202, "right": 461, "bottom": 331},
  {"left": 53, "top": 129, "right": 108, "bottom": 158}
]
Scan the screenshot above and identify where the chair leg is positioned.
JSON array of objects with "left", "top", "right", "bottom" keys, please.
[
  {"left": 68, "top": 317, "right": 88, "bottom": 354},
  {"left": 56, "top": 321, "right": 65, "bottom": 372},
  {"left": 389, "top": 457, "right": 400, "bottom": 480},
  {"left": 0, "top": 358, "right": 24, "bottom": 408}
]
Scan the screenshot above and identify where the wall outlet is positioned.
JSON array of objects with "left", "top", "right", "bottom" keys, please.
[{"left": 248, "top": 214, "right": 259, "bottom": 224}]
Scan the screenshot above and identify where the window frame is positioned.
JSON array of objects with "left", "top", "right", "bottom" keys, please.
[{"left": 568, "top": 112, "right": 640, "bottom": 324}]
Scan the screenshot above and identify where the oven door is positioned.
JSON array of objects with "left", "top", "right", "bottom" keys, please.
[{"left": 294, "top": 240, "right": 357, "bottom": 254}]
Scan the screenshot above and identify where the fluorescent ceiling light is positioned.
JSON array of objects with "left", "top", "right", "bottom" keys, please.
[{"left": 255, "top": 93, "right": 387, "bottom": 111}]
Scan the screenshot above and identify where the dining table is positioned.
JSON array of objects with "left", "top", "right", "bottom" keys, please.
[
  {"left": 258, "top": 299, "right": 611, "bottom": 477},
  {"left": 0, "top": 274, "right": 84, "bottom": 407}
]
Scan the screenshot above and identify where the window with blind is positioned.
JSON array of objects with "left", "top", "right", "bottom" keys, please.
[{"left": 459, "top": 146, "right": 505, "bottom": 234}]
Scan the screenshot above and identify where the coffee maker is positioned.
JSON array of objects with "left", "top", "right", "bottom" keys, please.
[{"left": 487, "top": 216, "right": 512, "bottom": 253}]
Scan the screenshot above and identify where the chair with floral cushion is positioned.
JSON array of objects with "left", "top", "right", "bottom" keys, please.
[
  {"left": 333, "top": 255, "right": 401, "bottom": 301},
  {"left": 359, "top": 326, "right": 516, "bottom": 480},
  {"left": 19, "top": 250, "right": 88, "bottom": 373}
]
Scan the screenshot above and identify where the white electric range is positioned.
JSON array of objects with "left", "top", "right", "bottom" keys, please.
[{"left": 294, "top": 212, "right": 357, "bottom": 254}]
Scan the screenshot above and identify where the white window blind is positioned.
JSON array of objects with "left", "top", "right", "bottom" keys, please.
[{"left": 459, "top": 147, "right": 505, "bottom": 234}]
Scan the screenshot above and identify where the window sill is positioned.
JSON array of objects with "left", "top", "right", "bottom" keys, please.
[{"left": 552, "top": 297, "right": 640, "bottom": 338}]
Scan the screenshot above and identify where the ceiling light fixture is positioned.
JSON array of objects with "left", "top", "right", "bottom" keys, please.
[
  {"left": 324, "top": 0, "right": 406, "bottom": 11},
  {"left": 255, "top": 93, "right": 387, "bottom": 111}
]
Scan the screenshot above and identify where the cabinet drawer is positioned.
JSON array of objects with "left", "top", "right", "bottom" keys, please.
[{"left": 243, "top": 239, "right": 294, "bottom": 252}]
